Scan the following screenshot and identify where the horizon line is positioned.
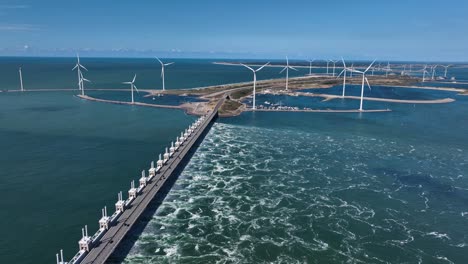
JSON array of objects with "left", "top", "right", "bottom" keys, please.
[{"left": 0, "top": 55, "right": 466, "bottom": 64}]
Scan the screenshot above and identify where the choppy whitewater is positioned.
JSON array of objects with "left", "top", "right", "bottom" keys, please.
[{"left": 124, "top": 122, "right": 468, "bottom": 264}]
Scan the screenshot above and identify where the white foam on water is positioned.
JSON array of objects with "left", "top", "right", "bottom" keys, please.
[
  {"left": 436, "top": 255, "right": 455, "bottom": 264},
  {"left": 123, "top": 122, "right": 468, "bottom": 264},
  {"left": 427, "top": 232, "right": 451, "bottom": 240}
]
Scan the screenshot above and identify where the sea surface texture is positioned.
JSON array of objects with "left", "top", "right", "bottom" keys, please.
[
  {"left": 125, "top": 96, "right": 468, "bottom": 263},
  {"left": 0, "top": 58, "right": 467, "bottom": 263}
]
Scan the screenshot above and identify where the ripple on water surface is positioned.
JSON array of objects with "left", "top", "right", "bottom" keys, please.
[{"left": 124, "top": 123, "right": 468, "bottom": 264}]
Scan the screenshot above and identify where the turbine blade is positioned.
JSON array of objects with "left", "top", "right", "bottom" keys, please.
[
  {"left": 80, "top": 64, "right": 88, "bottom": 71},
  {"left": 255, "top": 62, "right": 270, "bottom": 72},
  {"left": 365, "top": 77, "right": 372, "bottom": 91},
  {"left": 241, "top": 63, "right": 255, "bottom": 72},
  {"left": 164, "top": 62, "right": 175, "bottom": 66},
  {"left": 341, "top": 57, "right": 347, "bottom": 68},
  {"left": 123, "top": 82, "right": 132, "bottom": 84},
  {"left": 155, "top": 57, "right": 163, "bottom": 65},
  {"left": 132, "top": 74, "right": 136, "bottom": 83},
  {"left": 72, "top": 64, "right": 78, "bottom": 71},
  {"left": 279, "top": 67, "right": 287, "bottom": 74},
  {"left": 133, "top": 84, "right": 139, "bottom": 93},
  {"left": 337, "top": 69, "right": 345, "bottom": 78},
  {"left": 365, "top": 59, "right": 377, "bottom": 73},
  {"left": 289, "top": 66, "right": 299, "bottom": 71}
]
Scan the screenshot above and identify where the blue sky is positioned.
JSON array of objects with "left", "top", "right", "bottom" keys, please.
[{"left": 1, "top": 0, "right": 467, "bottom": 61}]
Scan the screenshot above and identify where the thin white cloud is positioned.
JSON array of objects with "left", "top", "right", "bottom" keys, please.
[
  {"left": 0, "top": 5, "right": 30, "bottom": 9},
  {"left": 0, "top": 24, "right": 39, "bottom": 31}
]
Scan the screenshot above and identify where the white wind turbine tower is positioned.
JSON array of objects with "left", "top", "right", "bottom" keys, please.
[
  {"left": 72, "top": 54, "right": 87, "bottom": 91},
  {"left": 156, "top": 57, "right": 174, "bottom": 91},
  {"left": 348, "top": 60, "right": 376, "bottom": 111},
  {"left": 241, "top": 62, "right": 270, "bottom": 110},
  {"left": 326, "top": 60, "right": 330, "bottom": 75},
  {"left": 330, "top": 60, "right": 338, "bottom": 77},
  {"left": 307, "top": 59, "right": 315, "bottom": 75},
  {"left": 123, "top": 74, "right": 139, "bottom": 104},
  {"left": 441, "top": 65, "right": 451, "bottom": 78},
  {"left": 19, "top": 67, "right": 24, "bottom": 92},
  {"left": 337, "top": 58, "right": 351, "bottom": 97},
  {"left": 349, "top": 63, "right": 354, "bottom": 77},
  {"left": 431, "top": 65, "right": 438, "bottom": 80},
  {"left": 385, "top": 62, "right": 391, "bottom": 77},
  {"left": 79, "top": 72, "right": 91, "bottom": 96},
  {"left": 422, "top": 65, "right": 429, "bottom": 82},
  {"left": 280, "top": 56, "right": 298, "bottom": 90}
]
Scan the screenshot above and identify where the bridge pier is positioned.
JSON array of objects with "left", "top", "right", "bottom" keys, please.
[
  {"left": 128, "top": 181, "right": 137, "bottom": 200},
  {"left": 180, "top": 132, "right": 185, "bottom": 143},
  {"left": 139, "top": 170, "right": 147, "bottom": 189},
  {"left": 175, "top": 137, "right": 180, "bottom": 149},
  {"left": 170, "top": 142, "right": 175, "bottom": 156},
  {"left": 157, "top": 154, "right": 163, "bottom": 171},
  {"left": 163, "top": 148, "right": 169, "bottom": 163},
  {"left": 99, "top": 207, "right": 110, "bottom": 231},
  {"left": 149, "top": 161, "right": 156, "bottom": 179},
  {"left": 78, "top": 225, "right": 92, "bottom": 252},
  {"left": 56, "top": 249, "right": 68, "bottom": 264},
  {"left": 115, "top": 192, "right": 125, "bottom": 213}
]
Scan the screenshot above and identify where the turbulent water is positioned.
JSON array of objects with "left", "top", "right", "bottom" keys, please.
[{"left": 125, "top": 101, "right": 468, "bottom": 263}]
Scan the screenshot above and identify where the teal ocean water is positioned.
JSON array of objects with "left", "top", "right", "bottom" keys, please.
[{"left": 1, "top": 58, "right": 468, "bottom": 264}]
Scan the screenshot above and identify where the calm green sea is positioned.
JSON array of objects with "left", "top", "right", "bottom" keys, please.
[{"left": 1, "top": 57, "right": 467, "bottom": 264}]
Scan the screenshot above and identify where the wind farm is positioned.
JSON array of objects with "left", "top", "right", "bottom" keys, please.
[{"left": 2, "top": 58, "right": 466, "bottom": 117}]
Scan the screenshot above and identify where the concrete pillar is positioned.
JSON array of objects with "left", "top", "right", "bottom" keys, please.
[
  {"left": 78, "top": 225, "right": 92, "bottom": 252},
  {"left": 115, "top": 192, "right": 125, "bottom": 213},
  {"left": 139, "top": 170, "right": 147, "bottom": 188},
  {"left": 99, "top": 207, "right": 110, "bottom": 230}
]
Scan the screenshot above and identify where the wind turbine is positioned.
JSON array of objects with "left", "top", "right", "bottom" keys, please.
[
  {"left": 348, "top": 60, "right": 376, "bottom": 111},
  {"left": 337, "top": 58, "right": 351, "bottom": 97},
  {"left": 431, "top": 65, "right": 438, "bottom": 80},
  {"left": 123, "top": 74, "right": 139, "bottom": 104},
  {"left": 385, "top": 62, "right": 391, "bottom": 77},
  {"left": 19, "top": 67, "right": 24, "bottom": 92},
  {"left": 156, "top": 57, "right": 174, "bottom": 91},
  {"left": 441, "top": 65, "right": 451, "bottom": 78},
  {"left": 72, "top": 54, "right": 87, "bottom": 91},
  {"left": 330, "top": 60, "right": 338, "bottom": 77},
  {"left": 326, "top": 60, "right": 330, "bottom": 75},
  {"left": 241, "top": 62, "right": 270, "bottom": 110},
  {"left": 280, "top": 56, "right": 298, "bottom": 90},
  {"left": 79, "top": 72, "right": 91, "bottom": 96},
  {"left": 422, "top": 65, "right": 429, "bottom": 82},
  {"left": 306, "top": 59, "right": 315, "bottom": 75}
]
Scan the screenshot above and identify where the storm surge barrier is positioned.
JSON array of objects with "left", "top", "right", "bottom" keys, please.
[{"left": 55, "top": 98, "right": 225, "bottom": 264}]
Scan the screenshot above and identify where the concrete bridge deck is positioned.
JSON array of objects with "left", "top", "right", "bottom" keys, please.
[{"left": 79, "top": 98, "right": 225, "bottom": 264}]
